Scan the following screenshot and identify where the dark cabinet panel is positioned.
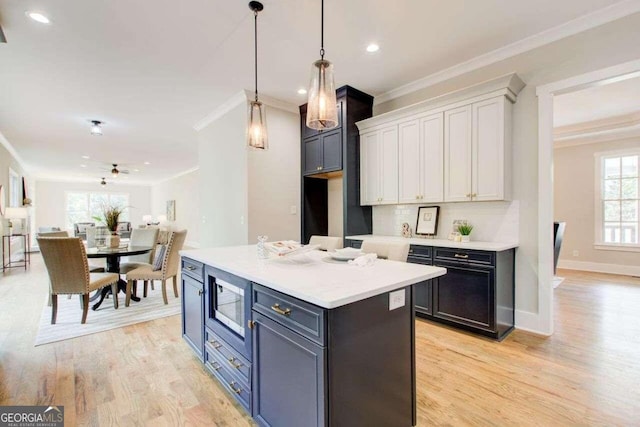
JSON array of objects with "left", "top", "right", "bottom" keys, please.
[
  {"left": 414, "top": 280, "right": 432, "bottom": 316},
  {"left": 303, "top": 137, "right": 323, "bottom": 175},
  {"left": 432, "top": 262, "right": 495, "bottom": 331},
  {"left": 321, "top": 130, "right": 342, "bottom": 172},
  {"left": 182, "top": 274, "right": 204, "bottom": 361},
  {"left": 344, "top": 239, "right": 362, "bottom": 249},
  {"left": 252, "top": 312, "right": 326, "bottom": 427}
]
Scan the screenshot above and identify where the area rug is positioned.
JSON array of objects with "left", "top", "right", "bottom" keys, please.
[{"left": 34, "top": 291, "right": 181, "bottom": 346}]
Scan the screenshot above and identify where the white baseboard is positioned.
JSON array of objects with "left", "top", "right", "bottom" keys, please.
[
  {"left": 557, "top": 259, "right": 640, "bottom": 276},
  {"left": 515, "top": 309, "right": 550, "bottom": 336}
]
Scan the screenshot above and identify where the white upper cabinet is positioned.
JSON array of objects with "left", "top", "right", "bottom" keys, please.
[
  {"left": 398, "top": 114, "right": 444, "bottom": 204},
  {"left": 360, "top": 126, "right": 398, "bottom": 205},
  {"left": 356, "top": 73, "right": 523, "bottom": 206}
]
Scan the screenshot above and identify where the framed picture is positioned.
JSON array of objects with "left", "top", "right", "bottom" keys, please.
[
  {"left": 416, "top": 206, "right": 440, "bottom": 236},
  {"left": 166, "top": 200, "right": 176, "bottom": 221}
]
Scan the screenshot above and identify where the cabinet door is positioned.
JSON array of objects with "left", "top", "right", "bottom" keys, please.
[
  {"left": 421, "top": 113, "right": 444, "bottom": 202},
  {"left": 253, "top": 312, "right": 326, "bottom": 427},
  {"left": 472, "top": 97, "right": 506, "bottom": 201},
  {"left": 414, "top": 280, "right": 432, "bottom": 316},
  {"left": 321, "top": 130, "right": 342, "bottom": 173},
  {"left": 432, "top": 262, "right": 495, "bottom": 332},
  {"left": 379, "top": 126, "right": 399, "bottom": 204},
  {"left": 303, "top": 136, "right": 323, "bottom": 175},
  {"left": 444, "top": 105, "right": 472, "bottom": 202},
  {"left": 398, "top": 120, "right": 421, "bottom": 204},
  {"left": 182, "top": 275, "right": 204, "bottom": 360},
  {"left": 360, "top": 131, "right": 380, "bottom": 205}
]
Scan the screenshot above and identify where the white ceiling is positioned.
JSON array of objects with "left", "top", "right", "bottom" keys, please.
[
  {"left": 0, "top": 0, "right": 626, "bottom": 184},
  {"left": 554, "top": 76, "right": 640, "bottom": 127}
]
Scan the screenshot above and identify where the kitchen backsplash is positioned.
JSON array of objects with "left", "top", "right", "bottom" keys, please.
[{"left": 372, "top": 201, "right": 519, "bottom": 242}]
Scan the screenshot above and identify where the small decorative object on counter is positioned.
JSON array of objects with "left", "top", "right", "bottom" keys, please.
[
  {"left": 457, "top": 224, "right": 474, "bottom": 243},
  {"left": 401, "top": 222, "right": 412, "bottom": 238},
  {"left": 257, "top": 235, "right": 269, "bottom": 259},
  {"left": 416, "top": 206, "right": 440, "bottom": 236},
  {"left": 449, "top": 219, "right": 469, "bottom": 241}
]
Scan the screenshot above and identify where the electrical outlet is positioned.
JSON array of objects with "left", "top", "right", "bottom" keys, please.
[
  {"left": 572, "top": 250, "right": 579, "bottom": 257},
  {"left": 290, "top": 205, "right": 297, "bottom": 215},
  {"left": 240, "top": 215, "right": 245, "bottom": 225},
  {"left": 389, "top": 289, "right": 406, "bottom": 310}
]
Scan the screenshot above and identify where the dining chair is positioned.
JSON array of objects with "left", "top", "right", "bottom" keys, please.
[
  {"left": 38, "top": 230, "right": 106, "bottom": 273},
  {"left": 361, "top": 240, "right": 410, "bottom": 262},
  {"left": 125, "top": 230, "right": 187, "bottom": 306},
  {"left": 119, "top": 228, "right": 159, "bottom": 274},
  {"left": 37, "top": 237, "right": 120, "bottom": 324},
  {"left": 309, "top": 235, "right": 343, "bottom": 251}
]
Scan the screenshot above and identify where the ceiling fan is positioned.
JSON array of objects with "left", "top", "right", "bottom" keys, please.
[{"left": 100, "top": 164, "right": 130, "bottom": 178}]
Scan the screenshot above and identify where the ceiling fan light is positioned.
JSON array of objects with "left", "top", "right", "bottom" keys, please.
[
  {"left": 111, "top": 164, "right": 119, "bottom": 177},
  {"left": 90, "top": 120, "right": 103, "bottom": 136},
  {"left": 306, "top": 59, "right": 338, "bottom": 130},
  {"left": 247, "top": 100, "right": 268, "bottom": 149},
  {"left": 100, "top": 178, "right": 107, "bottom": 187}
]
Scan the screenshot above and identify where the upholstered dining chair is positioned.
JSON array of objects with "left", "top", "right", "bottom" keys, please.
[
  {"left": 125, "top": 230, "right": 187, "bottom": 306},
  {"left": 309, "top": 235, "right": 344, "bottom": 251},
  {"left": 38, "top": 230, "right": 105, "bottom": 273},
  {"left": 37, "top": 237, "right": 120, "bottom": 324},
  {"left": 119, "top": 228, "right": 159, "bottom": 274},
  {"left": 361, "top": 240, "right": 410, "bottom": 262}
]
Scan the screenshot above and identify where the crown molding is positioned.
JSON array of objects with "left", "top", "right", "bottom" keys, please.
[
  {"left": 374, "top": 0, "right": 640, "bottom": 106},
  {"left": 554, "top": 111, "right": 640, "bottom": 148},
  {"left": 0, "top": 130, "right": 30, "bottom": 173},
  {"left": 193, "top": 90, "right": 297, "bottom": 131},
  {"left": 153, "top": 166, "right": 200, "bottom": 185},
  {"left": 357, "top": 73, "right": 524, "bottom": 132}
]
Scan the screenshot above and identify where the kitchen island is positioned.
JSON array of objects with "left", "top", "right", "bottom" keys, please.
[{"left": 179, "top": 246, "right": 446, "bottom": 427}]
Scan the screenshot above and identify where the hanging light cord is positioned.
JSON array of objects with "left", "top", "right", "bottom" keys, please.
[
  {"left": 320, "top": 0, "right": 325, "bottom": 59},
  {"left": 254, "top": 9, "right": 259, "bottom": 102}
]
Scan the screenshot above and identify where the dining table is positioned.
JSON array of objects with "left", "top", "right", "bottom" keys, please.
[{"left": 86, "top": 244, "right": 154, "bottom": 310}]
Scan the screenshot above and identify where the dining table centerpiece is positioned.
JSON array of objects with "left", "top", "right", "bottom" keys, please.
[{"left": 93, "top": 204, "right": 126, "bottom": 248}]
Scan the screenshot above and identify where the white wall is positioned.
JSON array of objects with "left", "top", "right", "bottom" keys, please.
[
  {"left": 151, "top": 168, "right": 201, "bottom": 247},
  {"left": 34, "top": 180, "right": 151, "bottom": 233},
  {"left": 373, "top": 12, "right": 640, "bottom": 331},
  {"left": 327, "top": 176, "right": 343, "bottom": 238},
  {"left": 247, "top": 107, "right": 301, "bottom": 242},
  {"left": 0, "top": 141, "right": 31, "bottom": 258},
  {"left": 554, "top": 138, "right": 640, "bottom": 271},
  {"left": 197, "top": 102, "right": 249, "bottom": 247}
]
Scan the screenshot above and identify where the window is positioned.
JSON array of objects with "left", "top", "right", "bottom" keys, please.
[
  {"left": 596, "top": 151, "right": 639, "bottom": 249},
  {"left": 65, "top": 192, "right": 130, "bottom": 231},
  {"left": 8, "top": 168, "right": 21, "bottom": 207}
]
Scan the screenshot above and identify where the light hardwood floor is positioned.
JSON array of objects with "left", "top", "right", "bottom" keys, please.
[{"left": 1, "top": 256, "right": 639, "bottom": 426}]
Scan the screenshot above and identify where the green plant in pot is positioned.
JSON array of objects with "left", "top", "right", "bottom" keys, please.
[
  {"left": 457, "top": 224, "right": 473, "bottom": 243},
  {"left": 93, "top": 204, "right": 126, "bottom": 248}
]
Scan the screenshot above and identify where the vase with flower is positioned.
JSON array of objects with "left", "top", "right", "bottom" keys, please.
[{"left": 93, "top": 204, "right": 126, "bottom": 248}]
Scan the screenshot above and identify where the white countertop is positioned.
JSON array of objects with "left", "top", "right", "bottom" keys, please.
[
  {"left": 345, "top": 235, "right": 518, "bottom": 251},
  {"left": 180, "top": 246, "right": 446, "bottom": 309}
]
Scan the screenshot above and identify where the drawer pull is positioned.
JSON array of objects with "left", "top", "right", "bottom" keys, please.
[
  {"left": 198, "top": 289, "right": 204, "bottom": 296},
  {"left": 454, "top": 254, "right": 469, "bottom": 259},
  {"left": 227, "top": 357, "right": 243, "bottom": 370},
  {"left": 209, "top": 340, "right": 222, "bottom": 349},
  {"left": 271, "top": 303, "right": 291, "bottom": 316},
  {"left": 186, "top": 265, "right": 196, "bottom": 271},
  {"left": 229, "top": 381, "right": 242, "bottom": 394},
  {"left": 209, "top": 361, "right": 221, "bottom": 371}
]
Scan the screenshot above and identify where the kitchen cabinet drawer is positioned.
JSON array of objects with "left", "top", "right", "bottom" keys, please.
[
  {"left": 407, "top": 245, "right": 432, "bottom": 263},
  {"left": 252, "top": 283, "right": 326, "bottom": 346},
  {"left": 205, "top": 347, "right": 251, "bottom": 413},
  {"left": 205, "top": 328, "right": 251, "bottom": 386},
  {"left": 182, "top": 257, "right": 204, "bottom": 282},
  {"left": 344, "top": 239, "right": 362, "bottom": 249},
  {"left": 434, "top": 247, "right": 494, "bottom": 266}
]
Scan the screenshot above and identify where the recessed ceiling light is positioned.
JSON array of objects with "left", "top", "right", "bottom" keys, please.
[
  {"left": 26, "top": 12, "right": 51, "bottom": 24},
  {"left": 297, "top": 88, "right": 307, "bottom": 95},
  {"left": 133, "top": 169, "right": 140, "bottom": 172},
  {"left": 81, "top": 155, "right": 90, "bottom": 159},
  {"left": 144, "top": 161, "right": 150, "bottom": 165},
  {"left": 80, "top": 164, "right": 87, "bottom": 168},
  {"left": 366, "top": 43, "right": 380, "bottom": 53}
]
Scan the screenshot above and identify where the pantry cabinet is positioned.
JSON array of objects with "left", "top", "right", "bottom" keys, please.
[
  {"left": 360, "top": 126, "right": 398, "bottom": 205},
  {"left": 356, "top": 73, "right": 523, "bottom": 206}
]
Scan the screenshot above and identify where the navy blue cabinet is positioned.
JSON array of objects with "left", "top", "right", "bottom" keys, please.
[
  {"left": 252, "top": 312, "right": 326, "bottom": 427},
  {"left": 181, "top": 258, "right": 205, "bottom": 361},
  {"left": 302, "top": 129, "right": 343, "bottom": 176}
]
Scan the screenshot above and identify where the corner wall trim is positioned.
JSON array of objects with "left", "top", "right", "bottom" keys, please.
[
  {"left": 515, "top": 309, "right": 549, "bottom": 336},
  {"left": 0, "top": 130, "right": 30, "bottom": 173},
  {"left": 557, "top": 259, "right": 640, "bottom": 276},
  {"left": 374, "top": 0, "right": 640, "bottom": 106}
]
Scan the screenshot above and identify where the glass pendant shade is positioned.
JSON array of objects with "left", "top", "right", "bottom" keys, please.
[
  {"left": 247, "top": 100, "right": 268, "bottom": 149},
  {"left": 306, "top": 59, "right": 338, "bottom": 130}
]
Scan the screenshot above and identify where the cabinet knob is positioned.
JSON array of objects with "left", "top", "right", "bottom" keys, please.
[
  {"left": 415, "top": 195, "right": 419, "bottom": 200},
  {"left": 471, "top": 193, "right": 477, "bottom": 197},
  {"left": 229, "top": 381, "right": 242, "bottom": 394},
  {"left": 316, "top": 166, "right": 322, "bottom": 170},
  {"left": 227, "top": 357, "right": 243, "bottom": 370},
  {"left": 198, "top": 289, "right": 204, "bottom": 296}
]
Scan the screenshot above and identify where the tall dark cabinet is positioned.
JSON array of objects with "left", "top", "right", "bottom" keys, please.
[{"left": 300, "top": 86, "right": 374, "bottom": 243}]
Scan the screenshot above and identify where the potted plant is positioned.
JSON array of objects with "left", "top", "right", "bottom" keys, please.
[
  {"left": 457, "top": 224, "right": 474, "bottom": 243},
  {"left": 93, "top": 204, "right": 126, "bottom": 248}
]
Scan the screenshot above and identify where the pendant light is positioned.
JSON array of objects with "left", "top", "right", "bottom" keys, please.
[
  {"left": 90, "top": 120, "right": 103, "bottom": 136},
  {"left": 111, "top": 164, "right": 119, "bottom": 178},
  {"left": 100, "top": 177, "right": 107, "bottom": 187},
  {"left": 306, "top": 0, "right": 338, "bottom": 131},
  {"left": 247, "top": 1, "right": 268, "bottom": 150}
]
